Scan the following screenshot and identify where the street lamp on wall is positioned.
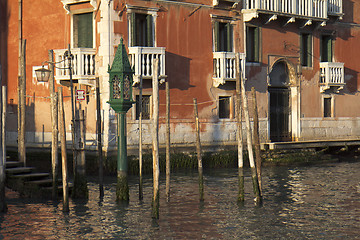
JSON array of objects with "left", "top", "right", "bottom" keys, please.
[{"left": 35, "top": 67, "right": 51, "bottom": 82}]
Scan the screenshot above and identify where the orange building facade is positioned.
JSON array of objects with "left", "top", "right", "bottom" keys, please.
[{"left": 1, "top": 0, "right": 359, "bottom": 152}]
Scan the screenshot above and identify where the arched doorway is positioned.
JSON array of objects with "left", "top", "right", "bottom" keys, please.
[{"left": 268, "top": 61, "right": 291, "bottom": 142}]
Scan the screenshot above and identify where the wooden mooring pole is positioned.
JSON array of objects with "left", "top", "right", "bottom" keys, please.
[
  {"left": 48, "top": 50, "right": 59, "bottom": 200},
  {"left": 138, "top": 77, "right": 143, "bottom": 201},
  {"left": 18, "top": 39, "right": 26, "bottom": 166},
  {"left": 96, "top": 78, "right": 104, "bottom": 198},
  {"left": 165, "top": 80, "right": 171, "bottom": 202},
  {"left": 0, "top": 72, "right": 7, "bottom": 212},
  {"left": 240, "top": 74, "right": 262, "bottom": 203},
  {"left": 58, "top": 88, "right": 69, "bottom": 212},
  {"left": 251, "top": 87, "right": 262, "bottom": 195},
  {"left": 193, "top": 98, "right": 204, "bottom": 202},
  {"left": 151, "top": 59, "right": 160, "bottom": 219},
  {"left": 72, "top": 108, "right": 88, "bottom": 199},
  {"left": 235, "top": 54, "right": 244, "bottom": 203}
]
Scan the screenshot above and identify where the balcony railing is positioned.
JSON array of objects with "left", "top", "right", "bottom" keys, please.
[
  {"left": 128, "top": 46, "right": 166, "bottom": 85},
  {"left": 319, "top": 62, "right": 344, "bottom": 92},
  {"left": 213, "top": 52, "right": 246, "bottom": 87},
  {"left": 54, "top": 48, "right": 96, "bottom": 86},
  {"left": 243, "top": 0, "right": 343, "bottom": 19},
  {"left": 328, "top": 0, "right": 343, "bottom": 16}
]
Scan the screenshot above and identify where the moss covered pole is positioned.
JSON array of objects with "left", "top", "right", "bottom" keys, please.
[{"left": 235, "top": 54, "right": 244, "bottom": 203}]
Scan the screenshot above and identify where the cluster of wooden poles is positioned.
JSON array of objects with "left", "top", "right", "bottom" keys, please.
[{"left": 138, "top": 56, "right": 262, "bottom": 219}]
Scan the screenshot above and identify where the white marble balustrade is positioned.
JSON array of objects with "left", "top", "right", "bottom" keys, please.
[
  {"left": 213, "top": 52, "right": 246, "bottom": 87},
  {"left": 243, "top": 0, "right": 342, "bottom": 18},
  {"left": 128, "top": 47, "right": 166, "bottom": 85},
  {"left": 54, "top": 48, "right": 96, "bottom": 86}
]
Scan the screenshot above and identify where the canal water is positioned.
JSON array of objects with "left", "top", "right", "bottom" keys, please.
[{"left": 1, "top": 160, "right": 359, "bottom": 239}]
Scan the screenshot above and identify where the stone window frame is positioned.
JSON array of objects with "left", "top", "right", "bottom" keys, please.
[{"left": 126, "top": 5, "right": 159, "bottom": 48}]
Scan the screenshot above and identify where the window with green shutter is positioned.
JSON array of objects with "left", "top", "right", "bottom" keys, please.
[
  {"left": 246, "top": 26, "right": 260, "bottom": 62},
  {"left": 73, "top": 12, "right": 93, "bottom": 48},
  {"left": 131, "top": 13, "right": 154, "bottom": 47},
  {"left": 214, "top": 21, "right": 233, "bottom": 52},
  {"left": 321, "top": 35, "right": 333, "bottom": 62},
  {"left": 300, "top": 33, "right": 312, "bottom": 67}
]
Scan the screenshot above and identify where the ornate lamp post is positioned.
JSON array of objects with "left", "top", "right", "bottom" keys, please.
[{"left": 108, "top": 39, "right": 135, "bottom": 202}]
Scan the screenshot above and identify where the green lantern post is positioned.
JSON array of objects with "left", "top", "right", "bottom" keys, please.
[{"left": 108, "top": 39, "right": 135, "bottom": 202}]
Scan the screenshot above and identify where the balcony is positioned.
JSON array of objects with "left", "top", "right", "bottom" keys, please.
[
  {"left": 319, "top": 62, "right": 344, "bottom": 93},
  {"left": 128, "top": 47, "right": 166, "bottom": 85},
  {"left": 213, "top": 52, "right": 246, "bottom": 87},
  {"left": 54, "top": 48, "right": 96, "bottom": 86},
  {"left": 242, "top": 0, "right": 343, "bottom": 25}
]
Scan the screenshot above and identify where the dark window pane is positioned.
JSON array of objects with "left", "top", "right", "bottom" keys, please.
[
  {"left": 300, "top": 33, "right": 312, "bottom": 67},
  {"left": 324, "top": 98, "right": 331, "bottom": 117},
  {"left": 321, "top": 35, "right": 332, "bottom": 62},
  {"left": 133, "top": 13, "right": 153, "bottom": 47},
  {"left": 246, "top": 26, "right": 259, "bottom": 62},
  {"left": 219, "top": 96, "right": 230, "bottom": 119},
  {"left": 214, "top": 22, "right": 232, "bottom": 52}
]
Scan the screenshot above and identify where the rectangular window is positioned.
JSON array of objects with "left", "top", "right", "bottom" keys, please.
[
  {"left": 130, "top": 13, "right": 154, "bottom": 47},
  {"left": 321, "top": 35, "right": 333, "bottom": 62},
  {"left": 73, "top": 12, "right": 93, "bottom": 48},
  {"left": 214, "top": 21, "right": 233, "bottom": 52},
  {"left": 136, "top": 95, "right": 151, "bottom": 120},
  {"left": 246, "top": 26, "right": 260, "bottom": 63},
  {"left": 219, "top": 96, "right": 231, "bottom": 119},
  {"left": 300, "top": 33, "right": 312, "bottom": 67},
  {"left": 324, "top": 97, "right": 332, "bottom": 118}
]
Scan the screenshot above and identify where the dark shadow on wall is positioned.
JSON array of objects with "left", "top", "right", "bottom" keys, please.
[
  {"left": 344, "top": 67, "right": 358, "bottom": 94},
  {"left": 165, "top": 51, "right": 194, "bottom": 90}
]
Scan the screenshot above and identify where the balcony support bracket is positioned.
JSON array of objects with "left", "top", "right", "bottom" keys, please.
[{"left": 265, "top": 14, "right": 277, "bottom": 24}]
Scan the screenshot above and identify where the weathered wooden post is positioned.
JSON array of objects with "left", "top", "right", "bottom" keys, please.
[
  {"left": 58, "top": 87, "right": 69, "bottom": 212},
  {"left": 235, "top": 54, "right": 244, "bottom": 202},
  {"left": 107, "top": 39, "right": 135, "bottom": 202},
  {"left": 138, "top": 77, "right": 143, "bottom": 201},
  {"left": 193, "top": 98, "right": 204, "bottom": 202},
  {"left": 152, "top": 59, "right": 160, "bottom": 218},
  {"left": 251, "top": 87, "right": 262, "bottom": 194},
  {"left": 96, "top": 78, "right": 104, "bottom": 198},
  {"left": 0, "top": 69, "right": 7, "bottom": 212},
  {"left": 2, "top": 86, "right": 6, "bottom": 169},
  {"left": 72, "top": 108, "right": 88, "bottom": 199},
  {"left": 165, "top": 79, "right": 171, "bottom": 202},
  {"left": 240, "top": 73, "right": 262, "bottom": 203},
  {"left": 18, "top": 39, "right": 26, "bottom": 166},
  {"left": 48, "top": 50, "right": 59, "bottom": 200}
]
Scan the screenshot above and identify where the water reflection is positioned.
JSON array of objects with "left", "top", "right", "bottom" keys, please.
[{"left": 0, "top": 161, "right": 359, "bottom": 239}]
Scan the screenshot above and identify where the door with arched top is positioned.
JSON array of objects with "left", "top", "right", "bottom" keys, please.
[{"left": 268, "top": 61, "right": 291, "bottom": 142}]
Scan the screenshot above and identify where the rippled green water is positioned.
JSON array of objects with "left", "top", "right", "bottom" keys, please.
[{"left": 1, "top": 160, "right": 359, "bottom": 239}]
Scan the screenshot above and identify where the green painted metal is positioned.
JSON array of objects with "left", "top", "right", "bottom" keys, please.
[{"left": 108, "top": 38, "right": 135, "bottom": 202}]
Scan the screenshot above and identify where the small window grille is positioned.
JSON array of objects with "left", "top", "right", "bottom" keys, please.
[{"left": 136, "top": 95, "right": 151, "bottom": 120}]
